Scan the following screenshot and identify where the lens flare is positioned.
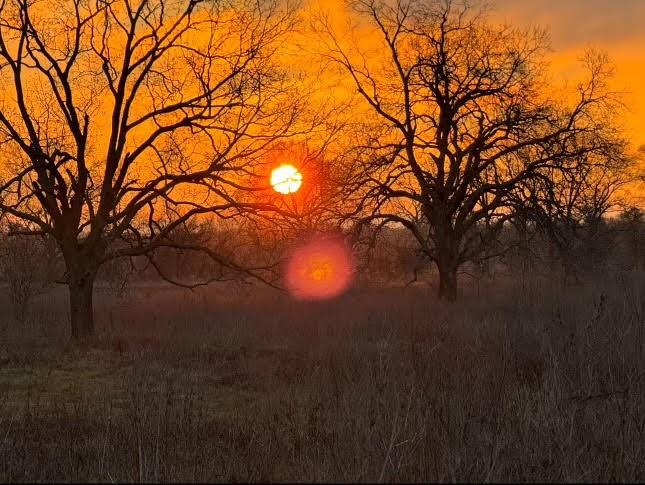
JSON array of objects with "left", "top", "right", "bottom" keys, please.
[
  {"left": 285, "top": 237, "right": 354, "bottom": 300},
  {"left": 271, "top": 164, "right": 302, "bottom": 194}
]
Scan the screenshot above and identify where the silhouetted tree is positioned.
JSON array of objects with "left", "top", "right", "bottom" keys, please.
[
  {"left": 616, "top": 206, "right": 644, "bottom": 270},
  {"left": 316, "top": 0, "right": 625, "bottom": 300},
  {"left": 0, "top": 0, "right": 302, "bottom": 338},
  {"left": 513, "top": 146, "right": 632, "bottom": 282},
  {"left": 0, "top": 224, "right": 58, "bottom": 323}
]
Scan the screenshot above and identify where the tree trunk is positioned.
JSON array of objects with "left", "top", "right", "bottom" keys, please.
[
  {"left": 434, "top": 220, "right": 460, "bottom": 301},
  {"left": 61, "top": 237, "right": 102, "bottom": 341},
  {"left": 437, "top": 261, "right": 458, "bottom": 301},
  {"left": 68, "top": 273, "right": 96, "bottom": 340},
  {"left": 62, "top": 249, "right": 97, "bottom": 341}
]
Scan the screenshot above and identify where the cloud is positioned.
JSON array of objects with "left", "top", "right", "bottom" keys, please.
[
  {"left": 492, "top": 0, "right": 645, "bottom": 146},
  {"left": 493, "top": 0, "right": 645, "bottom": 49}
]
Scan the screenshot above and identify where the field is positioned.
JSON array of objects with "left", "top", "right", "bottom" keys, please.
[{"left": 0, "top": 271, "right": 644, "bottom": 482}]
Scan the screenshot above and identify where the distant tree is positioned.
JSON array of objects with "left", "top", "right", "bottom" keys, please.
[
  {"left": 0, "top": 225, "right": 58, "bottom": 323},
  {"left": 616, "top": 206, "right": 644, "bottom": 270},
  {"left": 0, "top": 0, "right": 303, "bottom": 338},
  {"left": 315, "top": 0, "right": 625, "bottom": 300},
  {"left": 513, "top": 145, "right": 633, "bottom": 281}
]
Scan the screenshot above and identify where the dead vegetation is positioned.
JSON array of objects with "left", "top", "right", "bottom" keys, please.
[{"left": 0, "top": 270, "right": 643, "bottom": 482}]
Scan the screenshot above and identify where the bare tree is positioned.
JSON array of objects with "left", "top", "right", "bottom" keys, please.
[
  {"left": 0, "top": 224, "right": 58, "bottom": 323},
  {"left": 0, "top": 0, "right": 304, "bottom": 338},
  {"left": 314, "top": 0, "right": 625, "bottom": 300},
  {"left": 512, "top": 145, "right": 633, "bottom": 282},
  {"left": 616, "top": 206, "right": 644, "bottom": 270}
]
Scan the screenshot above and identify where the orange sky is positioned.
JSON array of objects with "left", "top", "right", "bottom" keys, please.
[
  {"left": 494, "top": 0, "right": 645, "bottom": 149},
  {"left": 300, "top": 0, "right": 645, "bottom": 205},
  {"left": 303, "top": 0, "right": 645, "bottom": 149}
]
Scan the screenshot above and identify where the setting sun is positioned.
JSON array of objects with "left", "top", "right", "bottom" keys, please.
[{"left": 270, "top": 164, "right": 303, "bottom": 195}]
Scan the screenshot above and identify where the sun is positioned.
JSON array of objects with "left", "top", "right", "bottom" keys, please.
[{"left": 270, "top": 164, "right": 302, "bottom": 195}]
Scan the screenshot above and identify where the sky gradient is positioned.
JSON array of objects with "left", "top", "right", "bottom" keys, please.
[{"left": 494, "top": 0, "right": 645, "bottom": 148}]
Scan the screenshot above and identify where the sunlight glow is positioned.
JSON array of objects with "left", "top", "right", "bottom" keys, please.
[
  {"left": 271, "top": 164, "right": 303, "bottom": 195},
  {"left": 285, "top": 238, "right": 354, "bottom": 300}
]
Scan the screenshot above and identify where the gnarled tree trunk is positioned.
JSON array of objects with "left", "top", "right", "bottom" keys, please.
[
  {"left": 63, "top": 248, "right": 99, "bottom": 340},
  {"left": 437, "top": 262, "right": 458, "bottom": 301},
  {"left": 68, "top": 273, "right": 96, "bottom": 340},
  {"left": 435, "top": 227, "right": 460, "bottom": 302}
]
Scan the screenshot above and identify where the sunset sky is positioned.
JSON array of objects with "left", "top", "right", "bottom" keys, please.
[{"left": 494, "top": 0, "right": 645, "bottom": 149}]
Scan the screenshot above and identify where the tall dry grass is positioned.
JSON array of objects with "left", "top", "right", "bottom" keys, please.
[{"left": 0, "top": 270, "right": 643, "bottom": 482}]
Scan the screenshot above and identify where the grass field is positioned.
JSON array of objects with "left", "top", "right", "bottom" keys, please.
[{"left": 0, "top": 271, "right": 644, "bottom": 482}]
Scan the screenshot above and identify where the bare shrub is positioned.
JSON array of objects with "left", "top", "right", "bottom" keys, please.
[{"left": 0, "top": 232, "right": 58, "bottom": 323}]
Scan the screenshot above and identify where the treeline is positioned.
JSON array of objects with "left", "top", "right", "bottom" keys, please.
[
  {"left": 360, "top": 207, "right": 645, "bottom": 285},
  {"left": 0, "top": 217, "right": 283, "bottom": 321},
  {"left": 1, "top": 206, "right": 644, "bottom": 321}
]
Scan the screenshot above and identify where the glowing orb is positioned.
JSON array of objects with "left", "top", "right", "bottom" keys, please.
[
  {"left": 285, "top": 238, "right": 354, "bottom": 300},
  {"left": 271, "top": 164, "right": 302, "bottom": 194}
]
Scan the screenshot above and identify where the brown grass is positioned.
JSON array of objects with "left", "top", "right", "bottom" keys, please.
[{"left": 0, "top": 271, "right": 644, "bottom": 482}]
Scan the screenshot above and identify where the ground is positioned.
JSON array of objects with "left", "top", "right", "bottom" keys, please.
[{"left": 0, "top": 273, "right": 644, "bottom": 482}]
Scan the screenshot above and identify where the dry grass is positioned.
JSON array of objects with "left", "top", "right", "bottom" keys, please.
[{"left": 0, "top": 271, "right": 644, "bottom": 482}]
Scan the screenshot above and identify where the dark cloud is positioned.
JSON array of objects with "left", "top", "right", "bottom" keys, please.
[{"left": 493, "top": 0, "right": 645, "bottom": 48}]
